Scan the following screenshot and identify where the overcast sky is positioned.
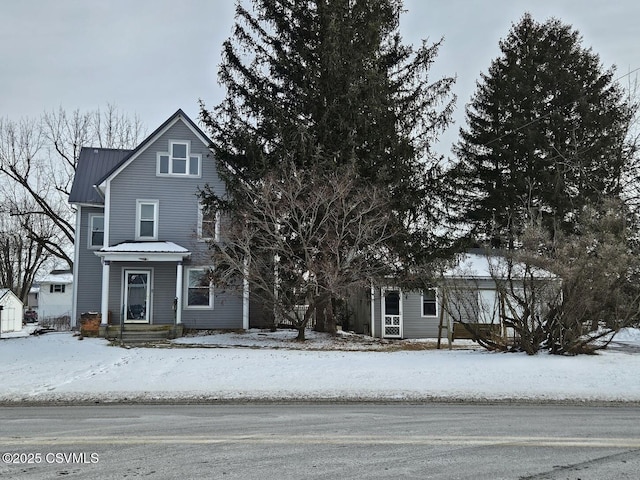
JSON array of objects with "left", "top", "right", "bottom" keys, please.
[{"left": 1, "top": 0, "right": 638, "bottom": 155}]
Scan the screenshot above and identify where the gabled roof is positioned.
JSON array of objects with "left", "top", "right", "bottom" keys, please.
[
  {"left": 95, "top": 109, "right": 212, "bottom": 189},
  {"left": 0, "top": 288, "right": 22, "bottom": 304},
  {"left": 68, "top": 148, "right": 130, "bottom": 205},
  {"left": 68, "top": 109, "right": 211, "bottom": 205}
]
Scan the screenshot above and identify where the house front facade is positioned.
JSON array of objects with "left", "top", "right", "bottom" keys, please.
[
  {"left": 36, "top": 269, "right": 73, "bottom": 321},
  {"left": 69, "top": 110, "right": 247, "bottom": 334}
]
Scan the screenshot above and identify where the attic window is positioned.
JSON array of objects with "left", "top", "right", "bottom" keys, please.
[{"left": 157, "top": 141, "right": 201, "bottom": 177}]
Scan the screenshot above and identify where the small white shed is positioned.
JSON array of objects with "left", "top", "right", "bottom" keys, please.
[{"left": 0, "top": 289, "right": 23, "bottom": 333}]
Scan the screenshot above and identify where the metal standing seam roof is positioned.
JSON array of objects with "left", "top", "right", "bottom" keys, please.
[
  {"left": 68, "top": 109, "right": 212, "bottom": 205},
  {"left": 68, "top": 148, "right": 130, "bottom": 204}
]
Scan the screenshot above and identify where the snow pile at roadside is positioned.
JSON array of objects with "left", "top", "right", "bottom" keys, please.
[{"left": 1, "top": 330, "right": 640, "bottom": 403}]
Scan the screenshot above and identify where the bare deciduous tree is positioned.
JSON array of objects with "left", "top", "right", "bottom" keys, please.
[
  {"left": 0, "top": 105, "right": 145, "bottom": 269},
  {"left": 204, "top": 164, "right": 403, "bottom": 341},
  {"left": 438, "top": 199, "right": 640, "bottom": 355}
]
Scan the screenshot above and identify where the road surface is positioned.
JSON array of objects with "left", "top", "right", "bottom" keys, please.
[{"left": 1, "top": 403, "right": 639, "bottom": 479}]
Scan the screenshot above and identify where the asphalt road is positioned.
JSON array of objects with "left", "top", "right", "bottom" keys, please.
[{"left": 0, "top": 403, "right": 639, "bottom": 479}]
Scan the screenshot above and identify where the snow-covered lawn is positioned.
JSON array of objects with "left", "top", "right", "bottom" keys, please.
[{"left": 1, "top": 327, "right": 640, "bottom": 403}]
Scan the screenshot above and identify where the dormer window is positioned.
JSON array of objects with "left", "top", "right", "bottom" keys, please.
[{"left": 157, "top": 141, "right": 201, "bottom": 177}]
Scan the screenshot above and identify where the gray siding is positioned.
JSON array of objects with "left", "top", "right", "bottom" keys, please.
[
  {"left": 105, "top": 262, "right": 243, "bottom": 329},
  {"left": 75, "top": 206, "right": 105, "bottom": 320},
  {"left": 108, "top": 120, "right": 225, "bottom": 258},
  {"left": 402, "top": 291, "right": 441, "bottom": 339},
  {"left": 372, "top": 288, "right": 442, "bottom": 339},
  {"left": 74, "top": 116, "right": 243, "bottom": 330}
]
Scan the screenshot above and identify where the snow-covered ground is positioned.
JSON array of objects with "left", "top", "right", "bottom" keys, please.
[{"left": 1, "top": 327, "right": 640, "bottom": 403}]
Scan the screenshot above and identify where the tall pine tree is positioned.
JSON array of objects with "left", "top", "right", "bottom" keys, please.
[
  {"left": 200, "top": 0, "right": 455, "bottom": 261},
  {"left": 200, "top": 0, "right": 455, "bottom": 333},
  {"left": 450, "top": 13, "right": 633, "bottom": 248}
]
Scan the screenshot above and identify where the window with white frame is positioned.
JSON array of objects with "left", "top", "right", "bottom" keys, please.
[
  {"left": 198, "top": 202, "right": 220, "bottom": 241},
  {"left": 136, "top": 200, "right": 158, "bottom": 240},
  {"left": 50, "top": 284, "right": 66, "bottom": 293},
  {"left": 185, "top": 267, "right": 213, "bottom": 308},
  {"left": 89, "top": 214, "right": 104, "bottom": 248},
  {"left": 422, "top": 288, "right": 437, "bottom": 317},
  {"left": 157, "top": 140, "right": 201, "bottom": 177}
]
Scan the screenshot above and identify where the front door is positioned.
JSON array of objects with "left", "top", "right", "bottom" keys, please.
[
  {"left": 124, "top": 269, "right": 151, "bottom": 323},
  {"left": 382, "top": 288, "right": 402, "bottom": 338}
]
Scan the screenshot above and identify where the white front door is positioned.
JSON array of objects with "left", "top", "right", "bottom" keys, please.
[
  {"left": 382, "top": 288, "right": 402, "bottom": 338},
  {"left": 124, "top": 269, "right": 151, "bottom": 323}
]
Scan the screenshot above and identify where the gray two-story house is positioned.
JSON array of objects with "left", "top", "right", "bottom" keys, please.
[{"left": 69, "top": 110, "right": 247, "bottom": 336}]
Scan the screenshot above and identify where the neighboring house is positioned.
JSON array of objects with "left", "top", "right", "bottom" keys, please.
[
  {"left": 350, "top": 251, "right": 558, "bottom": 341},
  {"left": 0, "top": 289, "right": 23, "bottom": 333},
  {"left": 37, "top": 269, "right": 73, "bottom": 320},
  {"left": 26, "top": 285, "right": 39, "bottom": 312},
  {"left": 68, "top": 110, "right": 247, "bottom": 335}
]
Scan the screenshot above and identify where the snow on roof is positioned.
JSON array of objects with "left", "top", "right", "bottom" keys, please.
[
  {"left": 444, "top": 252, "right": 555, "bottom": 279},
  {"left": 100, "top": 241, "right": 189, "bottom": 253},
  {"left": 38, "top": 272, "right": 73, "bottom": 284}
]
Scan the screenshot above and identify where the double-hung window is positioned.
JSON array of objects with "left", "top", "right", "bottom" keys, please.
[
  {"left": 185, "top": 267, "right": 213, "bottom": 308},
  {"left": 136, "top": 200, "right": 159, "bottom": 240},
  {"left": 198, "top": 202, "right": 220, "bottom": 241},
  {"left": 422, "top": 288, "right": 438, "bottom": 317},
  {"left": 158, "top": 141, "right": 201, "bottom": 177},
  {"left": 89, "top": 215, "right": 104, "bottom": 248}
]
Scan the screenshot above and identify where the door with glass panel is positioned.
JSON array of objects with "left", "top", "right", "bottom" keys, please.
[
  {"left": 124, "top": 270, "right": 151, "bottom": 323},
  {"left": 382, "top": 288, "right": 402, "bottom": 338}
]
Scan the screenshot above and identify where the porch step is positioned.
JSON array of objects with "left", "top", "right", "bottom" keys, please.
[{"left": 102, "top": 325, "right": 184, "bottom": 344}]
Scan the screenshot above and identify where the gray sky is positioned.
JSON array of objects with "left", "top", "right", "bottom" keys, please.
[{"left": 1, "top": 0, "right": 638, "bottom": 154}]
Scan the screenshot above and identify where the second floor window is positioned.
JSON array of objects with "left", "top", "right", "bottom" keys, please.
[
  {"left": 198, "top": 202, "right": 220, "bottom": 242},
  {"left": 50, "top": 284, "right": 66, "bottom": 293},
  {"left": 89, "top": 215, "right": 104, "bottom": 248},
  {"left": 157, "top": 141, "right": 201, "bottom": 177},
  {"left": 136, "top": 200, "right": 158, "bottom": 240}
]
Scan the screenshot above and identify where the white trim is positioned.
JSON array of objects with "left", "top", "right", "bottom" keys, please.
[
  {"left": 103, "top": 180, "right": 111, "bottom": 247},
  {"left": 88, "top": 214, "right": 105, "bottom": 249},
  {"left": 156, "top": 139, "right": 202, "bottom": 178},
  {"left": 184, "top": 267, "right": 214, "bottom": 309},
  {"left": 242, "top": 257, "right": 249, "bottom": 330},
  {"left": 175, "top": 262, "right": 184, "bottom": 325},
  {"left": 95, "top": 251, "right": 189, "bottom": 262},
  {"left": 100, "top": 260, "right": 110, "bottom": 326},
  {"left": 421, "top": 288, "right": 438, "bottom": 318},
  {"left": 197, "top": 202, "right": 220, "bottom": 242},
  {"left": 122, "top": 268, "right": 154, "bottom": 323},
  {"left": 370, "top": 283, "right": 375, "bottom": 338},
  {"left": 71, "top": 207, "right": 82, "bottom": 328},
  {"left": 135, "top": 199, "right": 159, "bottom": 241}
]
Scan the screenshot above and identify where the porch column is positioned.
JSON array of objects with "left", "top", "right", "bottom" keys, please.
[
  {"left": 242, "top": 256, "right": 249, "bottom": 330},
  {"left": 175, "top": 261, "right": 183, "bottom": 324},
  {"left": 100, "top": 260, "right": 110, "bottom": 326}
]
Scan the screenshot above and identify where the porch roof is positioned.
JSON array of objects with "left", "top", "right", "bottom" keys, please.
[{"left": 95, "top": 241, "right": 191, "bottom": 262}]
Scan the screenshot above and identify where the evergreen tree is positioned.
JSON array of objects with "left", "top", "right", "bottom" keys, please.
[
  {"left": 450, "top": 13, "right": 633, "bottom": 248},
  {"left": 199, "top": 0, "right": 455, "bottom": 333},
  {"left": 200, "top": 0, "right": 455, "bottom": 261}
]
